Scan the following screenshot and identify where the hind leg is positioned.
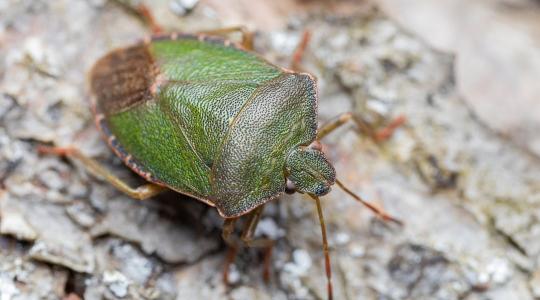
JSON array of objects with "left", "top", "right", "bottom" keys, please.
[{"left": 38, "top": 145, "right": 167, "bottom": 200}]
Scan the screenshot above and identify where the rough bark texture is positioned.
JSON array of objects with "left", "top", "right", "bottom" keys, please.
[{"left": 1, "top": 1, "right": 539, "bottom": 299}]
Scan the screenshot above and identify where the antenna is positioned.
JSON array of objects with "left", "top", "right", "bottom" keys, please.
[
  {"left": 309, "top": 194, "right": 333, "bottom": 300},
  {"left": 335, "top": 179, "right": 403, "bottom": 225}
]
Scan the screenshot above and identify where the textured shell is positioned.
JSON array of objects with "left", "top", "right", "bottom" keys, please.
[{"left": 89, "top": 33, "right": 318, "bottom": 218}]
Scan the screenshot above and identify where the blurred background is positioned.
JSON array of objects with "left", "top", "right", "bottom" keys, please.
[
  {"left": 201, "top": 0, "right": 540, "bottom": 157},
  {"left": 0, "top": 0, "right": 539, "bottom": 299}
]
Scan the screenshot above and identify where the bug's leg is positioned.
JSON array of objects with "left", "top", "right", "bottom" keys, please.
[
  {"left": 221, "top": 218, "right": 239, "bottom": 248},
  {"left": 261, "top": 245, "right": 273, "bottom": 283},
  {"left": 221, "top": 207, "right": 275, "bottom": 284},
  {"left": 221, "top": 218, "right": 239, "bottom": 285},
  {"left": 372, "top": 115, "right": 407, "bottom": 142},
  {"left": 135, "top": 4, "right": 164, "bottom": 34},
  {"left": 287, "top": 29, "right": 405, "bottom": 142},
  {"left": 317, "top": 112, "right": 406, "bottom": 143},
  {"left": 290, "top": 30, "right": 311, "bottom": 72},
  {"left": 239, "top": 206, "right": 272, "bottom": 247},
  {"left": 37, "top": 145, "right": 167, "bottom": 200},
  {"left": 197, "top": 26, "right": 255, "bottom": 51},
  {"left": 239, "top": 206, "right": 275, "bottom": 282},
  {"left": 317, "top": 112, "right": 359, "bottom": 140}
]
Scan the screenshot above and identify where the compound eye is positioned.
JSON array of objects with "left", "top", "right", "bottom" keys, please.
[
  {"left": 285, "top": 179, "right": 296, "bottom": 194},
  {"left": 314, "top": 184, "right": 331, "bottom": 196}
]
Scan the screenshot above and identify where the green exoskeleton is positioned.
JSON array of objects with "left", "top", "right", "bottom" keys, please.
[{"left": 40, "top": 27, "right": 403, "bottom": 300}]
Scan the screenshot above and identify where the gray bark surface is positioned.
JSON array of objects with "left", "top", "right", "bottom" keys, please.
[{"left": 0, "top": 1, "right": 539, "bottom": 299}]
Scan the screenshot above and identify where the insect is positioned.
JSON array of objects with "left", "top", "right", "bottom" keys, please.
[{"left": 39, "top": 25, "right": 404, "bottom": 299}]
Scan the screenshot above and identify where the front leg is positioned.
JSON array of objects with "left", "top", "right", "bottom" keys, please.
[
  {"left": 221, "top": 205, "right": 274, "bottom": 284},
  {"left": 317, "top": 112, "right": 406, "bottom": 142}
]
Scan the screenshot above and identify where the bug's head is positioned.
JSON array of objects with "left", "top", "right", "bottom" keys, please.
[{"left": 285, "top": 144, "right": 336, "bottom": 196}]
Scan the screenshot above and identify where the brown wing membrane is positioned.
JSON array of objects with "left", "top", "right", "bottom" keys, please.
[{"left": 89, "top": 45, "right": 160, "bottom": 115}]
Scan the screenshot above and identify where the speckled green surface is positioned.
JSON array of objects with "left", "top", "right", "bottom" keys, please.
[
  {"left": 101, "top": 38, "right": 324, "bottom": 217},
  {"left": 1, "top": 1, "right": 539, "bottom": 299}
]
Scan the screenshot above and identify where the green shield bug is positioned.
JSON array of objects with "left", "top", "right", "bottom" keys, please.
[{"left": 39, "top": 26, "right": 404, "bottom": 300}]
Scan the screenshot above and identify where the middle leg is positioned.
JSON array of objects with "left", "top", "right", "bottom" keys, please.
[
  {"left": 317, "top": 112, "right": 406, "bottom": 142},
  {"left": 284, "top": 29, "right": 405, "bottom": 142}
]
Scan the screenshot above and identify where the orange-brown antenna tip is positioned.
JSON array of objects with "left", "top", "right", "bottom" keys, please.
[
  {"left": 335, "top": 179, "right": 403, "bottom": 226},
  {"left": 309, "top": 194, "right": 334, "bottom": 300}
]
